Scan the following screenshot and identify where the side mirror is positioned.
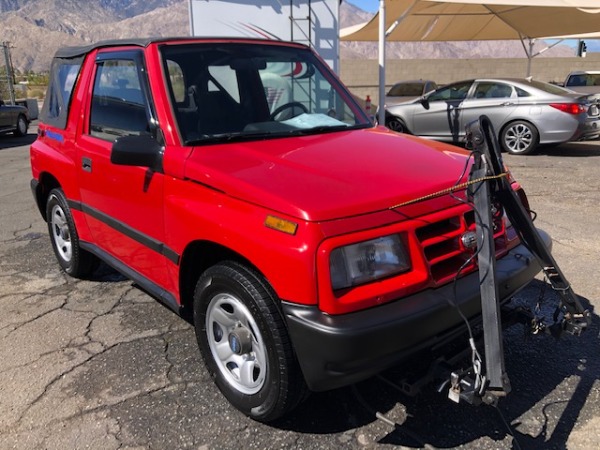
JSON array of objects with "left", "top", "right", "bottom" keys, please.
[
  {"left": 420, "top": 96, "right": 430, "bottom": 109},
  {"left": 111, "top": 134, "right": 162, "bottom": 168}
]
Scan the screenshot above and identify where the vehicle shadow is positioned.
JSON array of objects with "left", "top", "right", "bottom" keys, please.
[
  {"left": 276, "top": 280, "right": 599, "bottom": 449},
  {"left": 537, "top": 141, "right": 600, "bottom": 157},
  {"left": 0, "top": 132, "right": 37, "bottom": 149},
  {"left": 81, "top": 252, "right": 598, "bottom": 449}
]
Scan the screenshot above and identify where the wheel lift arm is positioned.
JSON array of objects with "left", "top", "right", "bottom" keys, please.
[{"left": 448, "top": 116, "right": 591, "bottom": 406}]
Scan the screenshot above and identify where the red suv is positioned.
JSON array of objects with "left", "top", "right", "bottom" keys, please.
[{"left": 30, "top": 37, "right": 547, "bottom": 421}]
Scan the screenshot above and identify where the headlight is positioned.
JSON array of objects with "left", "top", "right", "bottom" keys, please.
[{"left": 330, "top": 234, "right": 411, "bottom": 290}]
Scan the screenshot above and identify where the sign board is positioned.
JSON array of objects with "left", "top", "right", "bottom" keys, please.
[{"left": 188, "top": 0, "right": 340, "bottom": 73}]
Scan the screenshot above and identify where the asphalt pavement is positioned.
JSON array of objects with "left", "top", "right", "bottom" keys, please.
[{"left": 1, "top": 124, "right": 599, "bottom": 449}]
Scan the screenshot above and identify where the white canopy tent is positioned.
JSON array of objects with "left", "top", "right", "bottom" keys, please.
[{"left": 341, "top": 0, "right": 600, "bottom": 124}]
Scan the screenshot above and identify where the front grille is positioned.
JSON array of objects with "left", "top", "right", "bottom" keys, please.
[{"left": 415, "top": 206, "right": 508, "bottom": 285}]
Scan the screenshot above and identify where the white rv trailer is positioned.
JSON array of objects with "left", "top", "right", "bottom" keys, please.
[{"left": 188, "top": 0, "right": 340, "bottom": 74}]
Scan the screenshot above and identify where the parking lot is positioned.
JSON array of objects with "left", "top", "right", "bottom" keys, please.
[{"left": 1, "top": 124, "right": 599, "bottom": 449}]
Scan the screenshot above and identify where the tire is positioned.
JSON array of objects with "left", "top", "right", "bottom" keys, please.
[
  {"left": 500, "top": 120, "right": 539, "bottom": 155},
  {"left": 14, "top": 114, "right": 28, "bottom": 137},
  {"left": 386, "top": 116, "right": 407, "bottom": 133},
  {"left": 46, "top": 188, "right": 98, "bottom": 278},
  {"left": 193, "top": 261, "right": 307, "bottom": 422}
]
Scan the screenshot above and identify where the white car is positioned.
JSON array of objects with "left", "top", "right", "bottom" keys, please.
[{"left": 564, "top": 71, "right": 600, "bottom": 101}]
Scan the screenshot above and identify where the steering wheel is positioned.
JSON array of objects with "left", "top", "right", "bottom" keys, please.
[{"left": 269, "top": 101, "right": 308, "bottom": 121}]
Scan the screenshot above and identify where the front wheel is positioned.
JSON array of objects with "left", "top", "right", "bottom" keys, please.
[
  {"left": 386, "top": 116, "right": 407, "bottom": 133},
  {"left": 193, "top": 261, "right": 307, "bottom": 422},
  {"left": 500, "top": 121, "right": 539, "bottom": 155},
  {"left": 46, "top": 188, "right": 98, "bottom": 278}
]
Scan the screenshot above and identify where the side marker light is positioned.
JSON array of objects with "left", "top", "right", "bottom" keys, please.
[{"left": 265, "top": 215, "right": 298, "bottom": 235}]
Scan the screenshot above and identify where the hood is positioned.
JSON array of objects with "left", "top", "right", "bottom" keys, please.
[{"left": 184, "top": 127, "right": 471, "bottom": 222}]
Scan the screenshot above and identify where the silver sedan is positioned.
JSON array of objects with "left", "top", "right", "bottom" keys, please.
[{"left": 384, "top": 78, "right": 600, "bottom": 155}]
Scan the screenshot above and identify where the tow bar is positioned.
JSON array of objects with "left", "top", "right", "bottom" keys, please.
[{"left": 446, "top": 115, "right": 592, "bottom": 406}]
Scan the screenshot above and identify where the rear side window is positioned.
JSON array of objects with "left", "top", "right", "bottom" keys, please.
[
  {"left": 89, "top": 59, "right": 150, "bottom": 142},
  {"left": 473, "top": 82, "right": 514, "bottom": 99},
  {"left": 41, "top": 57, "right": 83, "bottom": 129}
]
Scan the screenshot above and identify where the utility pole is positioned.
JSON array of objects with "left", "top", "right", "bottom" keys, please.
[{"left": 1, "top": 42, "right": 16, "bottom": 104}]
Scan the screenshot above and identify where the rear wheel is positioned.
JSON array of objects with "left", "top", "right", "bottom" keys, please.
[
  {"left": 500, "top": 121, "right": 539, "bottom": 155},
  {"left": 46, "top": 188, "right": 98, "bottom": 278},
  {"left": 14, "top": 114, "right": 28, "bottom": 137},
  {"left": 193, "top": 261, "right": 307, "bottom": 422}
]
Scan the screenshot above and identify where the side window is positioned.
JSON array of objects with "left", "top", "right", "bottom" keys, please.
[
  {"left": 89, "top": 59, "right": 150, "bottom": 142},
  {"left": 428, "top": 81, "right": 472, "bottom": 102},
  {"left": 473, "top": 82, "right": 513, "bottom": 99},
  {"left": 473, "top": 82, "right": 495, "bottom": 98},
  {"left": 41, "top": 58, "right": 83, "bottom": 129}
]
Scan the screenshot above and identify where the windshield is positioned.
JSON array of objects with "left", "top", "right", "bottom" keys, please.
[
  {"left": 388, "top": 83, "right": 425, "bottom": 97},
  {"left": 161, "top": 43, "right": 370, "bottom": 144},
  {"left": 566, "top": 73, "right": 600, "bottom": 88}
]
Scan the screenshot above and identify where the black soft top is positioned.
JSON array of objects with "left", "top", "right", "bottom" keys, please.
[{"left": 54, "top": 37, "right": 301, "bottom": 59}]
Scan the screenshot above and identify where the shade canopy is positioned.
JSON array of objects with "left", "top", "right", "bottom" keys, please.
[
  {"left": 341, "top": 0, "right": 600, "bottom": 42},
  {"left": 340, "top": 0, "right": 600, "bottom": 125}
]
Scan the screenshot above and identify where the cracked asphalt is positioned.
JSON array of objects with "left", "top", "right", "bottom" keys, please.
[{"left": 1, "top": 124, "right": 599, "bottom": 449}]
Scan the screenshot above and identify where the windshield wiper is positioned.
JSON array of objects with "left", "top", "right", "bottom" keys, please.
[
  {"left": 185, "top": 130, "right": 291, "bottom": 146},
  {"left": 293, "top": 123, "right": 369, "bottom": 135},
  {"left": 184, "top": 123, "right": 369, "bottom": 145}
]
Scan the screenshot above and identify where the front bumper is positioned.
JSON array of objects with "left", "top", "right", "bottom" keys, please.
[{"left": 283, "top": 230, "right": 550, "bottom": 392}]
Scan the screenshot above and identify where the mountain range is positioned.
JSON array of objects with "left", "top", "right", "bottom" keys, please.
[{"left": 0, "top": 0, "right": 576, "bottom": 73}]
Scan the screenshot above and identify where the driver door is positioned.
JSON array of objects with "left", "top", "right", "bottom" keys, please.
[
  {"left": 75, "top": 49, "right": 171, "bottom": 291},
  {"left": 412, "top": 81, "right": 473, "bottom": 142}
]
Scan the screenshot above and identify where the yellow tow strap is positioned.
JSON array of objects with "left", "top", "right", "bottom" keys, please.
[{"left": 389, "top": 173, "right": 509, "bottom": 209}]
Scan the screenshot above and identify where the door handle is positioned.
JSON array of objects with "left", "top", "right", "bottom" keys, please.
[
  {"left": 82, "top": 157, "right": 92, "bottom": 172},
  {"left": 501, "top": 102, "right": 514, "bottom": 106}
]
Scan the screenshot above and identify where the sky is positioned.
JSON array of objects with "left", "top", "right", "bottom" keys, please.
[
  {"left": 346, "top": 0, "right": 379, "bottom": 13},
  {"left": 344, "top": 0, "right": 599, "bottom": 52}
]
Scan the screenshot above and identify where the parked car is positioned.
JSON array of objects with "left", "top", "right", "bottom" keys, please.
[
  {"left": 385, "top": 79, "right": 438, "bottom": 107},
  {"left": 31, "top": 38, "right": 547, "bottom": 421},
  {"left": 0, "top": 99, "right": 29, "bottom": 136},
  {"left": 564, "top": 70, "right": 600, "bottom": 100},
  {"left": 385, "top": 78, "right": 600, "bottom": 155}
]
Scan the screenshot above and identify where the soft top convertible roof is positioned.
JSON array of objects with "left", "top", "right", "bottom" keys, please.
[
  {"left": 53, "top": 37, "right": 305, "bottom": 59},
  {"left": 54, "top": 37, "right": 189, "bottom": 59}
]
